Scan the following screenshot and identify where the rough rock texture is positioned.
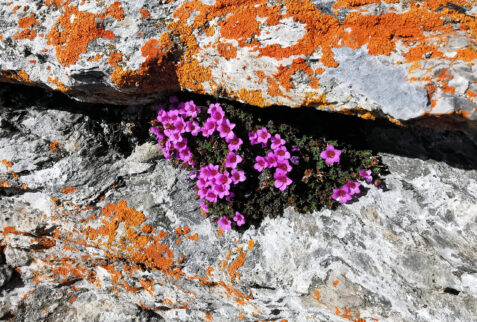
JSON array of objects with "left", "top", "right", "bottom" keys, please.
[
  {"left": 0, "top": 0, "right": 476, "bottom": 122},
  {"left": 1, "top": 84, "right": 477, "bottom": 321}
]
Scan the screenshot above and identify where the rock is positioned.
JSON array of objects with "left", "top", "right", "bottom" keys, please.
[
  {"left": 1, "top": 85, "right": 476, "bottom": 321},
  {"left": 0, "top": 0, "right": 476, "bottom": 122}
]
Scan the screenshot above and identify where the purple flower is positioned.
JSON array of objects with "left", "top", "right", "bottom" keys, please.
[
  {"left": 225, "top": 152, "right": 243, "bottom": 169},
  {"left": 201, "top": 119, "right": 216, "bottom": 137},
  {"left": 248, "top": 131, "right": 259, "bottom": 145},
  {"left": 265, "top": 152, "right": 278, "bottom": 168},
  {"left": 210, "top": 110, "right": 225, "bottom": 124},
  {"left": 270, "top": 134, "right": 285, "bottom": 150},
  {"left": 208, "top": 103, "right": 223, "bottom": 116},
  {"left": 217, "top": 119, "right": 236, "bottom": 140},
  {"left": 256, "top": 128, "right": 271, "bottom": 145},
  {"left": 320, "top": 145, "right": 342, "bottom": 165},
  {"left": 205, "top": 190, "right": 218, "bottom": 203},
  {"left": 196, "top": 177, "right": 208, "bottom": 189},
  {"left": 274, "top": 146, "right": 290, "bottom": 160},
  {"left": 345, "top": 180, "right": 361, "bottom": 195},
  {"left": 189, "top": 171, "right": 197, "bottom": 180},
  {"left": 183, "top": 100, "right": 199, "bottom": 118},
  {"left": 178, "top": 148, "right": 193, "bottom": 163},
  {"left": 291, "top": 145, "right": 300, "bottom": 152},
  {"left": 359, "top": 169, "right": 373, "bottom": 183},
  {"left": 187, "top": 121, "right": 201, "bottom": 136},
  {"left": 200, "top": 164, "right": 219, "bottom": 180},
  {"left": 276, "top": 160, "right": 292, "bottom": 173},
  {"left": 254, "top": 156, "right": 267, "bottom": 172},
  {"left": 273, "top": 170, "right": 293, "bottom": 191},
  {"left": 218, "top": 216, "right": 231, "bottom": 231},
  {"left": 331, "top": 186, "right": 352, "bottom": 204},
  {"left": 174, "top": 138, "right": 188, "bottom": 151},
  {"left": 226, "top": 135, "right": 243, "bottom": 152},
  {"left": 233, "top": 212, "right": 245, "bottom": 226},
  {"left": 290, "top": 156, "right": 299, "bottom": 165},
  {"left": 214, "top": 172, "right": 231, "bottom": 187},
  {"left": 230, "top": 169, "right": 246, "bottom": 184},
  {"left": 173, "top": 118, "right": 186, "bottom": 133},
  {"left": 213, "top": 184, "right": 229, "bottom": 199}
]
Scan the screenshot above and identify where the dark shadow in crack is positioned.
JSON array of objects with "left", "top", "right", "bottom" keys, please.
[{"left": 1, "top": 83, "right": 477, "bottom": 170}]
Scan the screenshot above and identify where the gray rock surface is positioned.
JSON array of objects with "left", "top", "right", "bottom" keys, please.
[
  {"left": 0, "top": 0, "right": 476, "bottom": 121},
  {"left": 1, "top": 85, "right": 476, "bottom": 321}
]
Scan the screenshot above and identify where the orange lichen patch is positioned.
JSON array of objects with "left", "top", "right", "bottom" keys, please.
[
  {"left": 247, "top": 240, "right": 254, "bottom": 250},
  {"left": 332, "top": 280, "right": 339, "bottom": 286},
  {"left": 140, "top": 279, "right": 155, "bottom": 296},
  {"left": 61, "top": 187, "right": 77, "bottom": 194},
  {"left": 101, "top": 200, "right": 146, "bottom": 227},
  {"left": 108, "top": 52, "right": 123, "bottom": 67},
  {"left": 105, "top": 1, "right": 124, "bottom": 21},
  {"left": 175, "top": 226, "right": 191, "bottom": 235},
  {"left": 139, "top": 9, "right": 151, "bottom": 19},
  {"left": 466, "top": 89, "right": 477, "bottom": 103},
  {"left": 234, "top": 88, "right": 266, "bottom": 107},
  {"left": 187, "top": 233, "right": 198, "bottom": 241},
  {"left": 49, "top": 140, "right": 61, "bottom": 152},
  {"left": 13, "top": 29, "right": 37, "bottom": 41},
  {"left": 359, "top": 112, "right": 376, "bottom": 120},
  {"left": 437, "top": 68, "right": 455, "bottom": 94},
  {"left": 1, "top": 159, "right": 13, "bottom": 168},
  {"left": 404, "top": 45, "right": 443, "bottom": 63},
  {"left": 89, "top": 53, "right": 102, "bottom": 62},
  {"left": 47, "top": 76, "right": 68, "bottom": 92},
  {"left": 302, "top": 92, "right": 328, "bottom": 108},
  {"left": 12, "top": 5, "right": 20, "bottom": 13},
  {"left": 217, "top": 42, "right": 237, "bottom": 60},
  {"left": 274, "top": 58, "right": 314, "bottom": 92},
  {"left": 0, "top": 70, "right": 34, "bottom": 84},
  {"left": 226, "top": 248, "right": 247, "bottom": 282},
  {"left": 46, "top": 5, "right": 116, "bottom": 67},
  {"left": 110, "top": 33, "right": 179, "bottom": 93},
  {"left": 18, "top": 14, "right": 40, "bottom": 29},
  {"left": 0, "top": 181, "right": 11, "bottom": 188},
  {"left": 216, "top": 280, "right": 254, "bottom": 305},
  {"left": 453, "top": 48, "right": 477, "bottom": 62},
  {"left": 0, "top": 35, "right": 3, "bottom": 41}
]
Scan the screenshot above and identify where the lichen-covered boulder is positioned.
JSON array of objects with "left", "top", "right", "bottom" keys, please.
[{"left": 0, "top": 0, "right": 476, "bottom": 121}]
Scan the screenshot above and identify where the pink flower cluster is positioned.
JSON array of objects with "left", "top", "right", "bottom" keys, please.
[
  {"left": 320, "top": 144, "right": 341, "bottom": 165},
  {"left": 332, "top": 180, "right": 361, "bottom": 204},
  {"left": 151, "top": 98, "right": 247, "bottom": 230},
  {"left": 218, "top": 212, "right": 245, "bottom": 231},
  {"left": 250, "top": 128, "right": 293, "bottom": 191},
  {"left": 151, "top": 99, "right": 202, "bottom": 166},
  {"left": 331, "top": 169, "right": 373, "bottom": 204}
]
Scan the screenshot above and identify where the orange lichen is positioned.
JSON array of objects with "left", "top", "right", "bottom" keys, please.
[
  {"left": 187, "top": 233, "right": 198, "bottom": 241},
  {"left": 61, "top": 187, "right": 77, "bottom": 194},
  {"left": 217, "top": 43, "right": 237, "bottom": 60},
  {"left": 105, "top": 1, "right": 124, "bottom": 21},
  {"left": 175, "top": 226, "right": 191, "bottom": 235},
  {"left": 332, "top": 280, "right": 339, "bottom": 286},
  {"left": 108, "top": 52, "right": 123, "bottom": 67},
  {"left": 13, "top": 29, "right": 37, "bottom": 41},
  {"left": 139, "top": 9, "right": 151, "bottom": 19},
  {"left": 226, "top": 248, "right": 247, "bottom": 282},
  {"left": 47, "top": 77, "right": 68, "bottom": 92},
  {"left": 46, "top": 5, "right": 116, "bottom": 67},
  {"left": 248, "top": 240, "right": 254, "bottom": 250},
  {"left": 17, "top": 14, "right": 40, "bottom": 29},
  {"left": 110, "top": 33, "right": 179, "bottom": 93},
  {"left": 1, "top": 159, "right": 13, "bottom": 168}
]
